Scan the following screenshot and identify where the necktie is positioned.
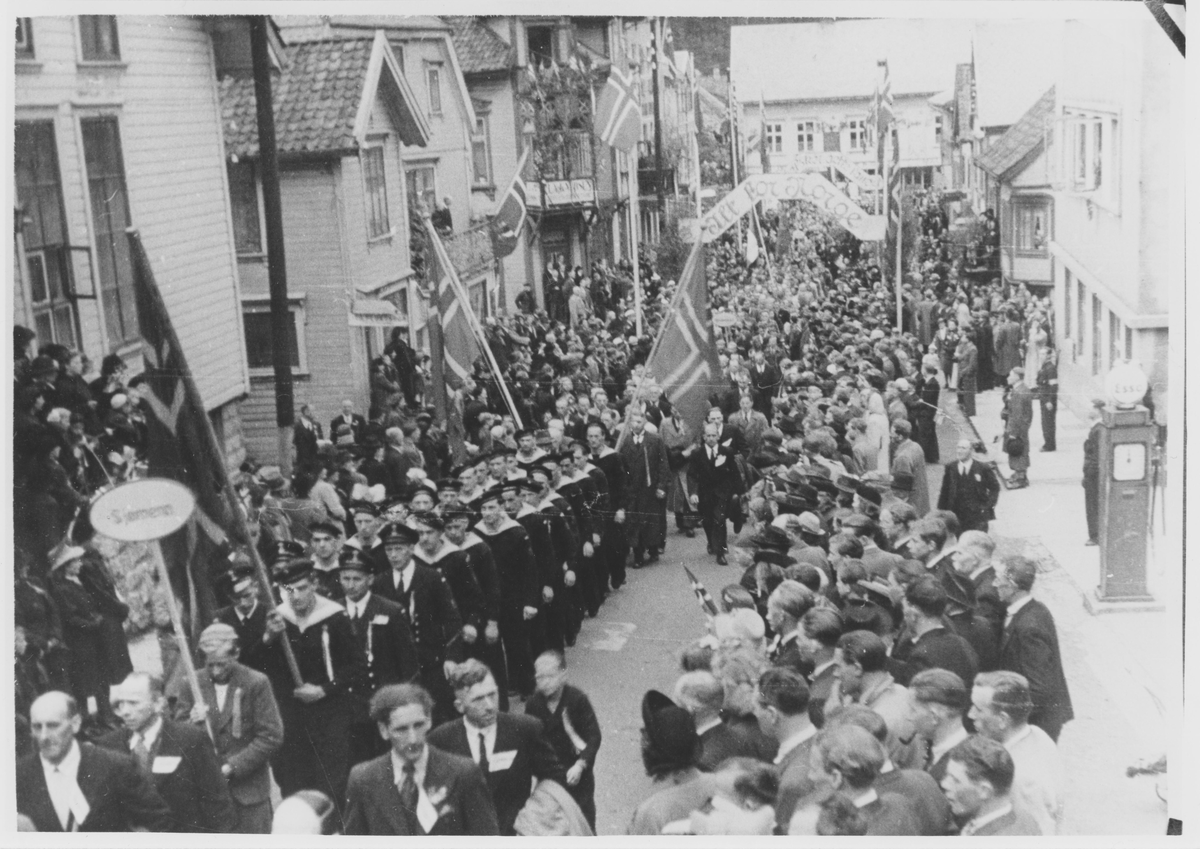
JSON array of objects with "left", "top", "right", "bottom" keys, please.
[
  {"left": 961, "top": 463, "right": 968, "bottom": 476},
  {"left": 132, "top": 735, "right": 151, "bottom": 773},
  {"left": 399, "top": 762, "right": 420, "bottom": 833},
  {"left": 710, "top": 448, "right": 716, "bottom": 460},
  {"left": 478, "top": 732, "right": 489, "bottom": 774}
]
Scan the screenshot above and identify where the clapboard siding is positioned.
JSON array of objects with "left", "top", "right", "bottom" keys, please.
[
  {"left": 239, "top": 163, "right": 370, "bottom": 463},
  {"left": 15, "top": 15, "right": 248, "bottom": 412}
]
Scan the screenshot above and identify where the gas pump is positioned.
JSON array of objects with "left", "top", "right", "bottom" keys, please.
[{"left": 1096, "top": 363, "right": 1157, "bottom": 602}]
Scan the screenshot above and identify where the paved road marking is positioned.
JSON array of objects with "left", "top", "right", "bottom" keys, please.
[{"left": 582, "top": 621, "right": 636, "bottom": 651}]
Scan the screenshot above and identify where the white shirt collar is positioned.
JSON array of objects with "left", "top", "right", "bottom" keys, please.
[
  {"left": 464, "top": 718, "right": 499, "bottom": 763},
  {"left": 41, "top": 739, "right": 82, "bottom": 780},
  {"left": 811, "top": 658, "right": 837, "bottom": 679},
  {"left": 41, "top": 740, "right": 84, "bottom": 830},
  {"left": 963, "top": 801, "right": 1014, "bottom": 834},
  {"left": 132, "top": 716, "right": 164, "bottom": 752},
  {"left": 1005, "top": 594, "right": 1034, "bottom": 623},
  {"left": 394, "top": 560, "right": 415, "bottom": 591},
  {"left": 931, "top": 724, "right": 971, "bottom": 766},
  {"left": 773, "top": 723, "right": 818, "bottom": 764},
  {"left": 695, "top": 717, "right": 724, "bottom": 737},
  {"left": 852, "top": 787, "right": 879, "bottom": 808},
  {"left": 237, "top": 601, "right": 258, "bottom": 621},
  {"left": 392, "top": 745, "right": 429, "bottom": 788},
  {"left": 969, "top": 563, "right": 992, "bottom": 582},
  {"left": 346, "top": 592, "right": 372, "bottom": 618},
  {"left": 1003, "top": 724, "right": 1033, "bottom": 751}
]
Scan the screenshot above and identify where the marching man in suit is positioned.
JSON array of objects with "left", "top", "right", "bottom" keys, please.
[
  {"left": 99, "top": 672, "right": 234, "bottom": 833},
  {"left": 18, "top": 690, "right": 172, "bottom": 832},
  {"left": 427, "top": 659, "right": 566, "bottom": 835},
  {"left": 688, "top": 420, "right": 746, "bottom": 565},
  {"left": 618, "top": 409, "right": 672, "bottom": 568},
  {"left": 937, "top": 438, "right": 1002, "bottom": 533},
  {"left": 174, "top": 623, "right": 284, "bottom": 833},
  {"left": 343, "top": 683, "right": 499, "bottom": 835}
]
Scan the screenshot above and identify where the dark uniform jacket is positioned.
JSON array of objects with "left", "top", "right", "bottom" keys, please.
[
  {"left": 471, "top": 520, "right": 541, "bottom": 613},
  {"left": 936, "top": 459, "right": 1000, "bottom": 532},
  {"left": 373, "top": 561, "right": 465, "bottom": 671},
  {"left": 413, "top": 542, "right": 487, "bottom": 634}
]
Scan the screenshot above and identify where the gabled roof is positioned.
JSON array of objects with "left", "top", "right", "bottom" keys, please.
[
  {"left": 443, "top": 16, "right": 512, "bottom": 75},
  {"left": 976, "top": 86, "right": 1055, "bottom": 180},
  {"left": 219, "top": 33, "right": 429, "bottom": 160},
  {"left": 730, "top": 19, "right": 972, "bottom": 103}
]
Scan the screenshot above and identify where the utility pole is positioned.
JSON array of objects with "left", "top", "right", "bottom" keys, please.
[
  {"left": 249, "top": 17, "right": 294, "bottom": 474},
  {"left": 652, "top": 17, "right": 665, "bottom": 220}
]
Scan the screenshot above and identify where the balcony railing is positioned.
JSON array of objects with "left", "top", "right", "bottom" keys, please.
[
  {"left": 443, "top": 220, "right": 495, "bottom": 278},
  {"left": 531, "top": 130, "right": 595, "bottom": 182}
]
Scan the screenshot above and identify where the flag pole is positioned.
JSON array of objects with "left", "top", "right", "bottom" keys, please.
[
  {"left": 616, "top": 237, "right": 704, "bottom": 451},
  {"left": 631, "top": 184, "right": 644, "bottom": 338},
  {"left": 895, "top": 190, "right": 904, "bottom": 329},
  {"left": 125, "top": 228, "right": 303, "bottom": 688},
  {"left": 424, "top": 218, "right": 524, "bottom": 430}
]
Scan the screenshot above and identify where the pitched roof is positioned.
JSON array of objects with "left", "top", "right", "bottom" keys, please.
[
  {"left": 730, "top": 19, "right": 972, "bottom": 103},
  {"left": 976, "top": 86, "right": 1055, "bottom": 179},
  {"left": 220, "top": 39, "right": 373, "bottom": 158},
  {"left": 443, "top": 16, "right": 512, "bottom": 75}
]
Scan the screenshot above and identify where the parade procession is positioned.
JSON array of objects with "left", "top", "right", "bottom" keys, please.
[{"left": 11, "top": 7, "right": 1184, "bottom": 840}]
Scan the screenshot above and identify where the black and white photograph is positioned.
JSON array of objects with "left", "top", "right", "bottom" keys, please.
[{"left": 7, "top": 0, "right": 1190, "bottom": 842}]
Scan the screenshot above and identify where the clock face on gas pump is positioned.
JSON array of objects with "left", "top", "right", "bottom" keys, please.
[{"left": 1112, "top": 443, "right": 1146, "bottom": 481}]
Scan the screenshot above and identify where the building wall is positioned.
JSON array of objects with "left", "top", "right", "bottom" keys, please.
[
  {"left": 237, "top": 162, "right": 367, "bottom": 462},
  {"left": 14, "top": 15, "right": 249, "bottom": 412},
  {"left": 1050, "top": 18, "right": 1174, "bottom": 422},
  {"left": 394, "top": 33, "right": 474, "bottom": 228}
]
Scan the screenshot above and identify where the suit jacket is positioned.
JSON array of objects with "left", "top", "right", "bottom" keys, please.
[
  {"left": 17, "top": 742, "right": 173, "bottom": 832},
  {"left": 373, "top": 561, "right": 465, "bottom": 670},
  {"left": 968, "top": 804, "right": 1042, "bottom": 835},
  {"left": 729, "top": 409, "right": 770, "bottom": 455},
  {"left": 770, "top": 633, "right": 814, "bottom": 679},
  {"left": 172, "top": 661, "right": 283, "bottom": 806},
  {"left": 774, "top": 734, "right": 819, "bottom": 832},
  {"left": 293, "top": 419, "right": 323, "bottom": 464},
  {"left": 343, "top": 746, "right": 500, "bottom": 835},
  {"left": 329, "top": 412, "right": 367, "bottom": 446},
  {"left": 214, "top": 602, "right": 269, "bottom": 676},
  {"left": 936, "top": 459, "right": 1000, "bottom": 530},
  {"left": 346, "top": 592, "right": 421, "bottom": 691},
  {"left": 890, "top": 439, "right": 931, "bottom": 516},
  {"left": 427, "top": 713, "right": 566, "bottom": 835},
  {"left": 875, "top": 766, "right": 955, "bottom": 835},
  {"left": 96, "top": 720, "right": 233, "bottom": 833},
  {"left": 1001, "top": 599, "right": 1074, "bottom": 735},
  {"left": 694, "top": 721, "right": 756, "bottom": 772},
  {"left": 890, "top": 626, "right": 979, "bottom": 690},
  {"left": 687, "top": 443, "right": 744, "bottom": 509}
]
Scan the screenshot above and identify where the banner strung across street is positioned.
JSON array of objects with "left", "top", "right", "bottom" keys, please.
[{"left": 699, "top": 172, "right": 886, "bottom": 243}]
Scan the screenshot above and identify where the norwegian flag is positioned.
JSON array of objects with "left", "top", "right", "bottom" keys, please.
[
  {"left": 642, "top": 241, "right": 721, "bottom": 435},
  {"left": 127, "top": 229, "right": 245, "bottom": 637},
  {"left": 491, "top": 148, "right": 529, "bottom": 259},
  {"left": 684, "top": 566, "right": 719, "bottom": 618},
  {"left": 424, "top": 219, "right": 482, "bottom": 388},
  {"left": 595, "top": 64, "right": 641, "bottom": 151}
]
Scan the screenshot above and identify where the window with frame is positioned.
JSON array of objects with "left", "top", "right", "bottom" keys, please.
[
  {"left": 934, "top": 113, "right": 943, "bottom": 142},
  {"left": 81, "top": 116, "right": 138, "bottom": 345},
  {"left": 1014, "top": 204, "right": 1048, "bottom": 254},
  {"left": 426, "top": 65, "right": 443, "bottom": 116},
  {"left": 471, "top": 116, "right": 493, "bottom": 186},
  {"left": 16, "top": 17, "right": 33, "bottom": 57},
  {"left": 526, "top": 25, "right": 554, "bottom": 67},
  {"left": 1063, "top": 268, "right": 1072, "bottom": 340},
  {"left": 1076, "top": 278, "right": 1085, "bottom": 360},
  {"left": 242, "top": 299, "right": 304, "bottom": 373},
  {"left": 764, "top": 123, "right": 783, "bottom": 154},
  {"left": 1063, "top": 109, "right": 1118, "bottom": 206},
  {"left": 796, "top": 120, "right": 816, "bottom": 152},
  {"left": 1091, "top": 293, "right": 1102, "bottom": 376},
  {"left": 848, "top": 119, "right": 869, "bottom": 151},
  {"left": 1109, "top": 310, "right": 1123, "bottom": 371},
  {"left": 79, "top": 15, "right": 120, "bottom": 61},
  {"left": 227, "top": 161, "right": 263, "bottom": 255},
  {"left": 406, "top": 164, "right": 437, "bottom": 213},
  {"left": 363, "top": 145, "right": 390, "bottom": 239},
  {"left": 16, "top": 122, "right": 76, "bottom": 347}
]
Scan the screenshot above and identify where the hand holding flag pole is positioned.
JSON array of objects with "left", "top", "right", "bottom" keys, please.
[{"left": 684, "top": 566, "right": 720, "bottom": 619}]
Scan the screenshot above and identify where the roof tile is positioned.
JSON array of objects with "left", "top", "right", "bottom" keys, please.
[
  {"left": 976, "top": 86, "right": 1055, "bottom": 179},
  {"left": 219, "top": 39, "right": 373, "bottom": 159},
  {"left": 443, "top": 16, "right": 511, "bottom": 75}
]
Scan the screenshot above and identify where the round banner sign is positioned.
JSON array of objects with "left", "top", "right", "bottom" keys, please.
[
  {"left": 1105, "top": 361, "right": 1149, "bottom": 408},
  {"left": 89, "top": 478, "right": 197, "bottom": 542}
]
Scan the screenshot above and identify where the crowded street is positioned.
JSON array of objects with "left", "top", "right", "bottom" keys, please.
[{"left": 11, "top": 9, "right": 1182, "bottom": 840}]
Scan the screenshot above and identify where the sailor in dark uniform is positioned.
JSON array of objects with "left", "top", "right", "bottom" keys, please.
[
  {"left": 587, "top": 422, "right": 629, "bottom": 592},
  {"left": 263, "top": 557, "right": 369, "bottom": 818},
  {"left": 472, "top": 486, "right": 540, "bottom": 697}
]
